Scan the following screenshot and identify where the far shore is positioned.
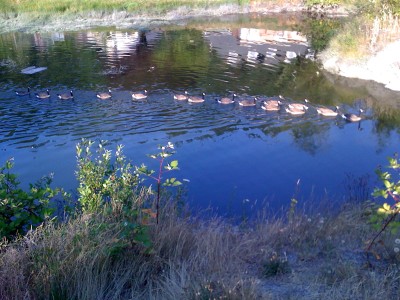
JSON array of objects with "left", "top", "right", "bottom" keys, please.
[{"left": 1, "top": 3, "right": 399, "bottom": 92}]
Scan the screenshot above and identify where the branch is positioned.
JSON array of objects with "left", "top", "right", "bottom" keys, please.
[{"left": 366, "top": 209, "right": 400, "bottom": 252}]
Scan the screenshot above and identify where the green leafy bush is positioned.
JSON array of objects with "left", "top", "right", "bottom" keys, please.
[
  {"left": 0, "top": 158, "right": 59, "bottom": 240},
  {"left": 367, "top": 154, "right": 400, "bottom": 254},
  {"left": 76, "top": 139, "right": 140, "bottom": 213}
]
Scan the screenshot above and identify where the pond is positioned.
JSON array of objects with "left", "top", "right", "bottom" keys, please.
[{"left": 1, "top": 13, "right": 400, "bottom": 217}]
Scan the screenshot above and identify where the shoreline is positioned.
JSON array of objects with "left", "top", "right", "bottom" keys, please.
[{"left": 1, "top": 4, "right": 399, "bottom": 93}]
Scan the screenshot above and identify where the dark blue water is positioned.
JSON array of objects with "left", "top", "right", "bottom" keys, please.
[{"left": 1, "top": 13, "right": 399, "bottom": 216}]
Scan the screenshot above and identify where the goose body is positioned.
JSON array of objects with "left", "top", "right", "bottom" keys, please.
[
  {"left": 35, "top": 89, "right": 51, "bottom": 99},
  {"left": 173, "top": 91, "right": 188, "bottom": 101},
  {"left": 217, "top": 94, "right": 236, "bottom": 104},
  {"left": 285, "top": 106, "right": 306, "bottom": 115},
  {"left": 342, "top": 109, "right": 363, "bottom": 122},
  {"left": 263, "top": 99, "right": 281, "bottom": 107},
  {"left": 261, "top": 99, "right": 282, "bottom": 111},
  {"left": 317, "top": 106, "right": 339, "bottom": 117},
  {"left": 188, "top": 92, "right": 206, "bottom": 103},
  {"left": 15, "top": 87, "right": 30, "bottom": 96},
  {"left": 97, "top": 89, "right": 112, "bottom": 100},
  {"left": 132, "top": 90, "right": 148, "bottom": 100},
  {"left": 238, "top": 97, "right": 257, "bottom": 107},
  {"left": 288, "top": 99, "right": 309, "bottom": 110},
  {"left": 57, "top": 90, "right": 74, "bottom": 100}
]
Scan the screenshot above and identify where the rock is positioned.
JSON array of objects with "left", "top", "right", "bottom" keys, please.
[{"left": 319, "top": 40, "right": 400, "bottom": 92}]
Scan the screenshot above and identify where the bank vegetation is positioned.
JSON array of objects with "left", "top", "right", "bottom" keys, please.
[{"left": 1, "top": 140, "right": 400, "bottom": 299}]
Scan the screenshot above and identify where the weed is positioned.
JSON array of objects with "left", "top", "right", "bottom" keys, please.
[
  {"left": 136, "top": 142, "right": 181, "bottom": 224},
  {"left": 263, "top": 251, "right": 291, "bottom": 278}
]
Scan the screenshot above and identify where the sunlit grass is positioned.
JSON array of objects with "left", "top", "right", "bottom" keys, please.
[{"left": 0, "top": 0, "right": 249, "bottom": 13}]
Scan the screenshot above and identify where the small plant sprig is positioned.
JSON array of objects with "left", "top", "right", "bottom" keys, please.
[
  {"left": 136, "top": 142, "right": 182, "bottom": 224},
  {"left": 367, "top": 154, "right": 400, "bottom": 254}
]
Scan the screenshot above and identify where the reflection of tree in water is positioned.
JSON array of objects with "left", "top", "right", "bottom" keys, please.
[
  {"left": 137, "top": 30, "right": 148, "bottom": 50},
  {"left": 372, "top": 107, "right": 400, "bottom": 153},
  {"left": 291, "top": 122, "right": 330, "bottom": 155}
]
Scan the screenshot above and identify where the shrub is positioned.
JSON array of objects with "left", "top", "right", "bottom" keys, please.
[
  {"left": 75, "top": 139, "right": 140, "bottom": 213},
  {"left": 367, "top": 154, "right": 400, "bottom": 257},
  {"left": 0, "top": 158, "right": 60, "bottom": 240}
]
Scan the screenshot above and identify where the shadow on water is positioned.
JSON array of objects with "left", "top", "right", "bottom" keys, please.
[{"left": 1, "top": 12, "right": 400, "bottom": 216}]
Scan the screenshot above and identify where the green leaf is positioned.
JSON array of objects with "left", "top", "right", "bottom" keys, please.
[
  {"left": 373, "top": 188, "right": 387, "bottom": 199},
  {"left": 172, "top": 180, "right": 182, "bottom": 186},
  {"left": 170, "top": 160, "right": 178, "bottom": 168},
  {"left": 383, "top": 180, "right": 392, "bottom": 189},
  {"left": 377, "top": 208, "right": 391, "bottom": 215}
]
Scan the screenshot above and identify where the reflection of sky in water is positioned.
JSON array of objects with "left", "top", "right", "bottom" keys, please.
[{"left": 0, "top": 21, "right": 399, "bottom": 217}]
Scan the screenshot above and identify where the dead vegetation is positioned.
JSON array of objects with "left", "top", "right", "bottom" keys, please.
[{"left": 0, "top": 199, "right": 399, "bottom": 299}]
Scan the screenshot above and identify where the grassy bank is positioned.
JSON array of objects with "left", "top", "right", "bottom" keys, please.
[
  {"left": 1, "top": 141, "right": 400, "bottom": 299},
  {"left": 1, "top": 0, "right": 249, "bottom": 14},
  {"left": 1, "top": 200, "right": 400, "bottom": 299}
]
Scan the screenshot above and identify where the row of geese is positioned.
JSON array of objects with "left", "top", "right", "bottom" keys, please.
[{"left": 15, "top": 87, "right": 364, "bottom": 122}]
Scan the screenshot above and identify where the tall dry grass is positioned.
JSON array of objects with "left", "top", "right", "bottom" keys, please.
[
  {"left": 327, "top": 8, "right": 400, "bottom": 59},
  {"left": 367, "top": 9, "right": 400, "bottom": 53},
  {"left": 1, "top": 199, "right": 399, "bottom": 299}
]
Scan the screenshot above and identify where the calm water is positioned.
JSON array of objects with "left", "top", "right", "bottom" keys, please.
[{"left": 1, "top": 13, "right": 400, "bottom": 216}]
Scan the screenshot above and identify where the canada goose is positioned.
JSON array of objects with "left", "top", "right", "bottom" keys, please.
[
  {"left": 342, "top": 109, "right": 364, "bottom": 122},
  {"left": 261, "top": 99, "right": 282, "bottom": 111},
  {"left": 316, "top": 106, "right": 339, "bottom": 117},
  {"left": 132, "top": 90, "right": 148, "bottom": 100},
  {"left": 262, "top": 103, "right": 281, "bottom": 111},
  {"left": 97, "top": 89, "right": 112, "bottom": 100},
  {"left": 15, "top": 87, "right": 30, "bottom": 96},
  {"left": 285, "top": 105, "right": 306, "bottom": 115},
  {"left": 263, "top": 99, "right": 282, "bottom": 107},
  {"left": 35, "top": 89, "right": 51, "bottom": 99},
  {"left": 188, "top": 92, "right": 206, "bottom": 103},
  {"left": 217, "top": 94, "right": 236, "bottom": 104},
  {"left": 57, "top": 90, "right": 74, "bottom": 100},
  {"left": 288, "top": 99, "right": 309, "bottom": 110},
  {"left": 173, "top": 91, "right": 188, "bottom": 101},
  {"left": 238, "top": 97, "right": 257, "bottom": 107}
]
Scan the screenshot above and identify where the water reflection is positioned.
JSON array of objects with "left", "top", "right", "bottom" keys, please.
[
  {"left": 0, "top": 13, "right": 400, "bottom": 215},
  {"left": 205, "top": 27, "right": 311, "bottom": 70}
]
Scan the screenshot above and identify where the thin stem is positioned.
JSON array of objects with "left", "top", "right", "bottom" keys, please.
[
  {"left": 156, "top": 156, "right": 164, "bottom": 225},
  {"left": 366, "top": 209, "right": 399, "bottom": 252},
  {"left": 156, "top": 180, "right": 160, "bottom": 224}
]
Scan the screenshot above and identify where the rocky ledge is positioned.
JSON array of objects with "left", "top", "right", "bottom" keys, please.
[{"left": 319, "top": 40, "right": 400, "bottom": 92}]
